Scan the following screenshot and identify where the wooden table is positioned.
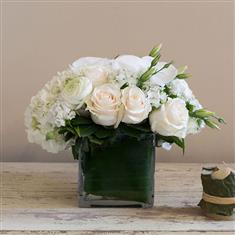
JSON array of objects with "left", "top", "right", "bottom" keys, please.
[{"left": 1, "top": 163, "right": 234, "bottom": 234}]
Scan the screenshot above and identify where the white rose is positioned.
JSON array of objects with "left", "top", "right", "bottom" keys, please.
[
  {"left": 86, "top": 83, "right": 121, "bottom": 126},
  {"left": 71, "top": 57, "right": 110, "bottom": 87},
  {"left": 168, "top": 79, "right": 193, "bottom": 100},
  {"left": 81, "top": 66, "right": 109, "bottom": 87},
  {"left": 70, "top": 57, "right": 110, "bottom": 72},
  {"left": 114, "top": 55, "right": 149, "bottom": 76},
  {"left": 149, "top": 98, "right": 189, "bottom": 138},
  {"left": 150, "top": 62, "right": 177, "bottom": 86},
  {"left": 62, "top": 76, "right": 92, "bottom": 106},
  {"left": 121, "top": 86, "right": 151, "bottom": 124}
]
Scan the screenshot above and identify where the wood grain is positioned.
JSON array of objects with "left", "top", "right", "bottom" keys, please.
[{"left": 1, "top": 163, "right": 235, "bottom": 234}]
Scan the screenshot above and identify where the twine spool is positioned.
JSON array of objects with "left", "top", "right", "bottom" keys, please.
[{"left": 202, "top": 192, "right": 235, "bottom": 205}]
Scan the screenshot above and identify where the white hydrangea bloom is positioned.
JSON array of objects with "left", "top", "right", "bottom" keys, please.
[
  {"left": 111, "top": 66, "right": 138, "bottom": 87},
  {"left": 168, "top": 79, "right": 193, "bottom": 101},
  {"left": 47, "top": 101, "right": 76, "bottom": 127},
  {"left": 24, "top": 70, "right": 86, "bottom": 153},
  {"left": 187, "top": 117, "right": 205, "bottom": 135},
  {"left": 146, "top": 85, "right": 167, "bottom": 108},
  {"left": 41, "top": 136, "right": 69, "bottom": 154}
]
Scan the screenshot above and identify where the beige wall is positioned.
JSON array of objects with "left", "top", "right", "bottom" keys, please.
[{"left": 2, "top": 1, "right": 234, "bottom": 162}]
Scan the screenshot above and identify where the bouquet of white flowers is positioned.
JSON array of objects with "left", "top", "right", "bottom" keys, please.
[
  {"left": 25, "top": 45, "right": 225, "bottom": 208},
  {"left": 25, "top": 44, "right": 224, "bottom": 155}
]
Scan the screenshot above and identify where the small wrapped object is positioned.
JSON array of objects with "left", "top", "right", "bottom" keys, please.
[{"left": 198, "top": 166, "right": 235, "bottom": 220}]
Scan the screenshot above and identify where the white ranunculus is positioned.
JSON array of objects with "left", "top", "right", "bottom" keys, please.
[
  {"left": 86, "top": 83, "right": 121, "bottom": 126},
  {"left": 62, "top": 76, "right": 92, "bottom": 106},
  {"left": 168, "top": 79, "right": 193, "bottom": 100},
  {"left": 150, "top": 62, "right": 177, "bottom": 86},
  {"left": 149, "top": 98, "right": 189, "bottom": 138},
  {"left": 121, "top": 86, "right": 151, "bottom": 124},
  {"left": 114, "top": 55, "right": 149, "bottom": 76}
]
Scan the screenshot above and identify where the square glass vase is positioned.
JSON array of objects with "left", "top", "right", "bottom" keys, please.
[{"left": 78, "top": 134, "right": 156, "bottom": 208}]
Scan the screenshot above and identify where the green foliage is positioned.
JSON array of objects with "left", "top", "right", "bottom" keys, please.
[
  {"left": 137, "top": 67, "right": 157, "bottom": 87},
  {"left": 137, "top": 44, "right": 174, "bottom": 88},
  {"left": 71, "top": 116, "right": 93, "bottom": 125},
  {"left": 149, "top": 44, "right": 162, "bottom": 57},
  {"left": 75, "top": 125, "right": 98, "bottom": 137},
  {"left": 151, "top": 54, "right": 161, "bottom": 66},
  {"left": 94, "top": 127, "right": 115, "bottom": 139},
  {"left": 176, "top": 73, "right": 191, "bottom": 79},
  {"left": 186, "top": 102, "right": 195, "bottom": 112},
  {"left": 189, "top": 108, "right": 225, "bottom": 130},
  {"left": 88, "top": 135, "right": 104, "bottom": 145}
]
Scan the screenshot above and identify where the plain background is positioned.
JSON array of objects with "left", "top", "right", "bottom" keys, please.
[{"left": 1, "top": 1, "right": 234, "bottom": 162}]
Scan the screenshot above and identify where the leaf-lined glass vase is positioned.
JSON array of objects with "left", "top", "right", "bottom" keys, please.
[{"left": 78, "top": 133, "right": 156, "bottom": 208}]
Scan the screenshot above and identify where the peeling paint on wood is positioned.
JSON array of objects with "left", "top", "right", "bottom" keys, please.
[{"left": 1, "top": 163, "right": 235, "bottom": 234}]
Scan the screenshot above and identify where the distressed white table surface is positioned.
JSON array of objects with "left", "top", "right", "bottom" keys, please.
[{"left": 1, "top": 163, "right": 234, "bottom": 235}]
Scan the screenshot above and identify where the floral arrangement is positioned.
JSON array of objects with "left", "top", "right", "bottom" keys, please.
[{"left": 25, "top": 45, "right": 224, "bottom": 156}]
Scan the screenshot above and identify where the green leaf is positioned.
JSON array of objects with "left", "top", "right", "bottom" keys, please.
[
  {"left": 64, "top": 132, "right": 74, "bottom": 142},
  {"left": 71, "top": 116, "right": 93, "bottom": 125},
  {"left": 119, "top": 124, "right": 143, "bottom": 139},
  {"left": 76, "top": 125, "right": 98, "bottom": 137},
  {"left": 94, "top": 127, "right": 115, "bottom": 139},
  {"left": 182, "top": 138, "right": 185, "bottom": 154},
  {"left": 171, "top": 136, "right": 185, "bottom": 150},
  {"left": 186, "top": 102, "right": 195, "bottom": 112},
  {"left": 126, "top": 124, "right": 151, "bottom": 133},
  {"left": 88, "top": 135, "right": 103, "bottom": 145},
  {"left": 156, "top": 134, "right": 185, "bottom": 153},
  {"left": 58, "top": 127, "right": 68, "bottom": 135}
]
